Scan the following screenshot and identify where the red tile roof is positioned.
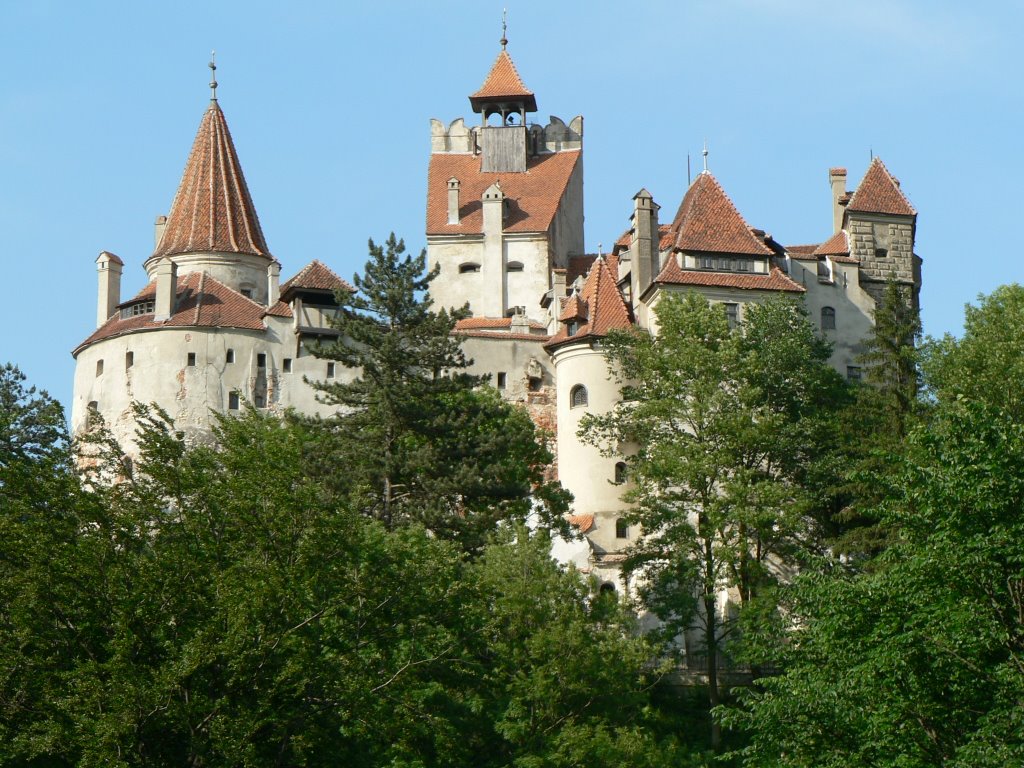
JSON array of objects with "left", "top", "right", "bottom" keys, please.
[
  {"left": 453, "top": 317, "right": 546, "bottom": 331},
  {"left": 652, "top": 257, "right": 804, "bottom": 294},
  {"left": 281, "top": 259, "right": 354, "bottom": 296},
  {"left": 567, "top": 253, "right": 619, "bottom": 285},
  {"left": 74, "top": 272, "right": 273, "bottom": 355},
  {"left": 786, "top": 244, "right": 820, "bottom": 257},
  {"left": 568, "top": 513, "right": 594, "bottom": 533},
  {"left": 265, "top": 300, "right": 293, "bottom": 318},
  {"left": 547, "top": 257, "right": 633, "bottom": 349},
  {"left": 846, "top": 157, "right": 916, "bottom": 216},
  {"left": 152, "top": 101, "right": 271, "bottom": 260},
  {"left": 426, "top": 150, "right": 581, "bottom": 235},
  {"left": 558, "top": 292, "right": 588, "bottom": 322},
  {"left": 469, "top": 50, "right": 537, "bottom": 112},
  {"left": 455, "top": 330, "right": 549, "bottom": 342},
  {"left": 812, "top": 230, "right": 850, "bottom": 256},
  {"left": 668, "top": 172, "right": 773, "bottom": 256}
]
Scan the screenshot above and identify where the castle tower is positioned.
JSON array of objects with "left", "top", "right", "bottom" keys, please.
[{"left": 426, "top": 37, "right": 584, "bottom": 324}]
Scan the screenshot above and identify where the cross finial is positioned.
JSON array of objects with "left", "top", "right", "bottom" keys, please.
[
  {"left": 702, "top": 139, "right": 709, "bottom": 173},
  {"left": 500, "top": 8, "right": 508, "bottom": 49},
  {"left": 209, "top": 50, "right": 218, "bottom": 101}
]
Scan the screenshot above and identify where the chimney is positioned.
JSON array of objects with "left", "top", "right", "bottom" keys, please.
[
  {"left": 267, "top": 261, "right": 281, "bottom": 306},
  {"left": 630, "top": 189, "right": 660, "bottom": 310},
  {"left": 154, "top": 257, "right": 177, "bottom": 321},
  {"left": 447, "top": 177, "right": 460, "bottom": 224},
  {"left": 482, "top": 182, "right": 504, "bottom": 235},
  {"left": 154, "top": 214, "right": 168, "bottom": 248},
  {"left": 95, "top": 251, "right": 123, "bottom": 327},
  {"left": 829, "top": 168, "right": 847, "bottom": 234}
]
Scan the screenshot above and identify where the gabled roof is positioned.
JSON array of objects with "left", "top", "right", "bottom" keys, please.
[
  {"left": 426, "top": 150, "right": 581, "bottom": 235},
  {"left": 558, "top": 292, "right": 588, "bottom": 322},
  {"left": 469, "top": 50, "right": 537, "bottom": 113},
  {"left": 546, "top": 257, "right": 633, "bottom": 349},
  {"left": 846, "top": 157, "right": 916, "bottom": 216},
  {"left": 651, "top": 257, "right": 804, "bottom": 294},
  {"left": 74, "top": 272, "right": 274, "bottom": 355},
  {"left": 812, "top": 230, "right": 850, "bottom": 257},
  {"left": 667, "top": 172, "right": 773, "bottom": 256},
  {"left": 280, "top": 260, "right": 354, "bottom": 297},
  {"left": 152, "top": 101, "right": 271, "bottom": 261}
]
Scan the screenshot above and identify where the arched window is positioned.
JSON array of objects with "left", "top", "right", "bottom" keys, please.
[
  {"left": 614, "top": 461, "right": 627, "bottom": 484},
  {"left": 459, "top": 262, "right": 481, "bottom": 274},
  {"left": 599, "top": 582, "right": 616, "bottom": 595},
  {"left": 821, "top": 306, "right": 836, "bottom": 330},
  {"left": 615, "top": 518, "right": 629, "bottom": 539},
  {"left": 570, "top": 384, "right": 588, "bottom": 408}
]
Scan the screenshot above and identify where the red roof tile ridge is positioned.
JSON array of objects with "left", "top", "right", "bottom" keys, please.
[
  {"left": 669, "top": 172, "right": 773, "bottom": 256},
  {"left": 471, "top": 50, "right": 534, "bottom": 100},
  {"left": 812, "top": 230, "right": 850, "bottom": 256},
  {"left": 567, "top": 513, "right": 594, "bottom": 533},
  {"left": 846, "top": 157, "right": 916, "bottom": 216},
  {"left": 153, "top": 101, "right": 271, "bottom": 261},
  {"left": 281, "top": 259, "right": 354, "bottom": 294}
]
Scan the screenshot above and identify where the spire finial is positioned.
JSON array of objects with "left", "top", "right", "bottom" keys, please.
[
  {"left": 500, "top": 8, "right": 508, "bottom": 49},
  {"left": 702, "top": 139, "right": 709, "bottom": 173},
  {"left": 208, "top": 50, "right": 218, "bottom": 101}
]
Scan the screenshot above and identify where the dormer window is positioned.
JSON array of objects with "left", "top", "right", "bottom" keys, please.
[
  {"left": 121, "top": 300, "right": 155, "bottom": 319},
  {"left": 566, "top": 321, "right": 579, "bottom": 336},
  {"left": 459, "top": 263, "right": 481, "bottom": 274}
]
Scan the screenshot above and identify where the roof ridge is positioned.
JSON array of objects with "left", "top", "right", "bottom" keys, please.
[
  {"left": 846, "top": 157, "right": 917, "bottom": 216},
  {"left": 669, "top": 172, "right": 773, "bottom": 256},
  {"left": 471, "top": 49, "right": 534, "bottom": 100}
]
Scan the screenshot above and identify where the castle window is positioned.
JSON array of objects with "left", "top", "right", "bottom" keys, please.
[
  {"left": 254, "top": 393, "right": 266, "bottom": 408},
  {"left": 122, "top": 300, "right": 155, "bottom": 319},
  {"left": 528, "top": 375, "right": 542, "bottom": 392},
  {"left": 228, "top": 391, "right": 240, "bottom": 410},
  {"left": 326, "top": 362, "right": 335, "bottom": 379},
  {"left": 497, "top": 372, "right": 507, "bottom": 389},
  {"left": 875, "top": 248, "right": 888, "bottom": 259},
  {"left": 615, "top": 518, "right": 629, "bottom": 539},
  {"left": 507, "top": 261, "right": 524, "bottom": 272},
  {"left": 257, "top": 353, "right": 266, "bottom": 368},
  {"left": 226, "top": 349, "right": 235, "bottom": 364},
  {"left": 566, "top": 321, "right": 578, "bottom": 336},
  {"left": 699, "top": 255, "right": 715, "bottom": 270},
  {"left": 283, "top": 358, "right": 292, "bottom": 373},
  {"left": 570, "top": 384, "right": 588, "bottom": 408},
  {"left": 95, "top": 359, "right": 104, "bottom": 376},
  {"left": 187, "top": 352, "right": 196, "bottom": 367},
  {"left": 86, "top": 401, "right": 99, "bottom": 429},
  {"left": 240, "top": 288, "right": 253, "bottom": 299},
  {"left": 821, "top": 306, "right": 836, "bottom": 330},
  {"left": 817, "top": 259, "right": 832, "bottom": 283},
  {"left": 599, "top": 582, "right": 616, "bottom": 595},
  {"left": 459, "top": 263, "right": 481, "bottom": 274},
  {"left": 125, "top": 351, "right": 133, "bottom": 370},
  {"left": 723, "top": 303, "right": 739, "bottom": 329},
  {"left": 736, "top": 259, "right": 750, "bottom": 272},
  {"left": 614, "top": 461, "right": 627, "bottom": 484},
  {"left": 847, "top": 366, "right": 862, "bottom": 383}
]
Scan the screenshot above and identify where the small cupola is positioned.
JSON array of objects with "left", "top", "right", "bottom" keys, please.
[{"left": 470, "top": 26, "right": 535, "bottom": 173}]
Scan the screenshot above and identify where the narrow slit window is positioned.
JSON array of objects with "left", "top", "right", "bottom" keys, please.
[
  {"left": 496, "top": 372, "right": 507, "bottom": 389},
  {"left": 459, "top": 263, "right": 481, "bottom": 274},
  {"left": 283, "top": 358, "right": 292, "bottom": 373},
  {"left": 226, "top": 349, "right": 235, "bottom": 364},
  {"left": 326, "top": 362, "right": 335, "bottom": 379},
  {"left": 614, "top": 461, "right": 627, "bottom": 484},
  {"left": 228, "top": 391, "right": 240, "bottom": 410},
  {"left": 615, "top": 518, "right": 629, "bottom": 539},
  {"left": 821, "top": 306, "right": 836, "bottom": 330},
  {"left": 95, "top": 359, "right": 104, "bottom": 376},
  {"left": 723, "top": 303, "right": 739, "bottom": 329},
  {"left": 257, "top": 353, "right": 266, "bottom": 368},
  {"left": 125, "top": 352, "right": 133, "bottom": 370},
  {"left": 187, "top": 352, "right": 196, "bottom": 367}
]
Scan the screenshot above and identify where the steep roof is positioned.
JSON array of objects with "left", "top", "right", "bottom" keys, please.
[
  {"left": 846, "top": 158, "right": 916, "bottom": 216},
  {"left": 469, "top": 50, "right": 537, "bottom": 113},
  {"left": 74, "top": 272, "right": 274, "bottom": 355},
  {"left": 812, "top": 230, "right": 850, "bottom": 257},
  {"left": 280, "top": 259, "right": 354, "bottom": 296},
  {"left": 652, "top": 257, "right": 804, "bottom": 294},
  {"left": 667, "top": 172, "right": 773, "bottom": 256},
  {"left": 426, "top": 150, "right": 581, "bottom": 235},
  {"left": 546, "top": 257, "right": 632, "bottom": 349},
  {"left": 567, "top": 253, "right": 619, "bottom": 284},
  {"left": 152, "top": 100, "right": 271, "bottom": 261}
]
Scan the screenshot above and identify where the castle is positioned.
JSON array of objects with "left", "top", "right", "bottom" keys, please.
[{"left": 72, "top": 44, "right": 921, "bottom": 588}]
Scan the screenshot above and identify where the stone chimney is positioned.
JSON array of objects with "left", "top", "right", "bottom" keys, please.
[
  {"left": 630, "top": 189, "right": 660, "bottom": 311},
  {"left": 154, "top": 214, "right": 168, "bottom": 248},
  {"left": 154, "top": 257, "right": 177, "bottom": 321},
  {"left": 95, "top": 251, "right": 123, "bottom": 328},
  {"left": 829, "top": 168, "right": 848, "bottom": 234},
  {"left": 267, "top": 261, "right": 281, "bottom": 305},
  {"left": 481, "top": 183, "right": 506, "bottom": 317},
  {"left": 447, "top": 177, "right": 460, "bottom": 224}
]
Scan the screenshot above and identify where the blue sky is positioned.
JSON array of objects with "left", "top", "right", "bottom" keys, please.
[{"left": 1, "top": 1, "right": 1019, "bottom": 412}]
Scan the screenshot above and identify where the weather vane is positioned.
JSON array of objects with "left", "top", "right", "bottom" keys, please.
[
  {"left": 702, "top": 139, "right": 709, "bottom": 173},
  {"left": 501, "top": 8, "right": 508, "bottom": 49},
  {"left": 209, "top": 50, "right": 218, "bottom": 101}
]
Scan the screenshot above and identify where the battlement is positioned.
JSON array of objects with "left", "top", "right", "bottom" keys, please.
[{"left": 430, "top": 115, "right": 583, "bottom": 155}]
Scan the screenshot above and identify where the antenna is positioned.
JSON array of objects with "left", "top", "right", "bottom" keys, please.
[
  {"left": 870, "top": 147, "right": 874, "bottom": 161},
  {"left": 702, "top": 139, "right": 709, "bottom": 173},
  {"left": 687, "top": 154, "right": 691, "bottom": 186},
  {"left": 500, "top": 8, "right": 508, "bottom": 49},
  {"left": 209, "top": 50, "right": 218, "bottom": 101}
]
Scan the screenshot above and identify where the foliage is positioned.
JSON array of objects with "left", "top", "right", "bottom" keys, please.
[
  {"left": 306, "top": 234, "right": 567, "bottom": 553},
  {"left": 580, "top": 293, "right": 844, "bottom": 749}
]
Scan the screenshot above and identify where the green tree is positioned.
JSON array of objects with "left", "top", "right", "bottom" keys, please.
[
  {"left": 581, "top": 293, "right": 842, "bottom": 751},
  {"left": 307, "top": 234, "right": 567, "bottom": 553},
  {"left": 722, "top": 399, "right": 1024, "bottom": 767}
]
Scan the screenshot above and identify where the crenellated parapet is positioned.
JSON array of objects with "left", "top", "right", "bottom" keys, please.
[{"left": 430, "top": 115, "right": 583, "bottom": 155}]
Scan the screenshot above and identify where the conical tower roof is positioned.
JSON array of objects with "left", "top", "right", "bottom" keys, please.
[
  {"left": 846, "top": 157, "right": 916, "bottom": 216},
  {"left": 469, "top": 49, "right": 537, "bottom": 114},
  {"left": 151, "top": 100, "right": 271, "bottom": 261},
  {"left": 668, "top": 172, "right": 773, "bottom": 256}
]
